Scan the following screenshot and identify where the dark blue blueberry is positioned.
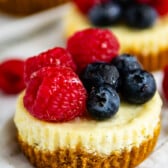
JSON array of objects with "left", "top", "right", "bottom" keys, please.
[
  {"left": 124, "top": 4, "right": 158, "bottom": 29},
  {"left": 112, "top": 0, "right": 136, "bottom": 7},
  {"left": 111, "top": 54, "right": 142, "bottom": 75},
  {"left": 87, "top": 84, "right": 120, "bottom": 120},
  {"left": 88, "top": 2, "right": 122, "bottom": 27},
  {"left": 80, "top": 62, "right": 120, "bottom": 92},
  {"left": 121, "top": 70, "right": 156, "bottom": 104}
]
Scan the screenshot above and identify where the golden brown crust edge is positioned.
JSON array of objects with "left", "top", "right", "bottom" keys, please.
[
  {"left": 0, "top": 0, "right": 70, "bottom": 15},
  {"left": 17, "top": 122, "right": 160, "bottom": 168}
]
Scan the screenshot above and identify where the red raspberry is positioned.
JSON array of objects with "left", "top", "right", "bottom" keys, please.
[
  {"left": 136, "top": 0, "right": 168, "bottom": 16},
  {"left": 0, "top": 59, "right": 25, "bottom": 94},
  {"left": 162, "top": 65, "right": 168, "bottom": 101},
  {"left": 24, "top": 66, "right": 87, "bottom": 122},
  {"left": 67, "top": 28, "right": 120, "bottom": 72},
  {"left": 73, "top": 0, "right": 100, "bottom": 14},
  {"left": 150, "top": 0, "right": 168, "bottom": 16},
  {"left": 24, "top": 47, "right": 76, "bottom": 84}
]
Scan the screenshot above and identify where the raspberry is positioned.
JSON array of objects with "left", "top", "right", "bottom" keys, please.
[
  {"left": 67, "top": 28, "right": 120, "bottom": 72},
  {"left": 73, "top": 0, "right": 100, "bottom": 14},
  {"left": 24, "top": 66, "right": 87, "bottom": 122},
  {"left": 24, "top": 47, "right": 76, "bottom": 84},
  {"left": 0, "top": 59, "right": 25, "bottom": 94},
  {"left": 149, "top": 0, "right": 168, "bottom": 16},
  {"left": 162, "top": 65, "right": 168, "bottom": 101}
]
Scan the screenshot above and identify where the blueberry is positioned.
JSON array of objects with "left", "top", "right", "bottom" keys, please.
[
  {"left": 121, "top": 70, "right": 156, "bottom": 104},
  {"left": 112, "top": 0, "right": 135, "bottom": 7},
  {"left": 88, "top": 2, "right": 122, "bottom": 27},
  {"left": 80, "top": 62, "right": 120, "bottom": 92},
  {"left": 124, "top": 4, "right": 158, "bottom": 29},
  {"left": 87, "top": 84, "right": 120, "bottom": 120},
  {"left": 111, "top": 54, "right": 142, "bottom": 75}
]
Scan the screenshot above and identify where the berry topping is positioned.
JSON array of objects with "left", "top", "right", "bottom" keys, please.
[
  {"left": 67, "top": 28, "right": 120, "bottom": 72},
  {"left": 87, "top": 84, "right": 120, "bottom": 120},
  {"left": 80, "top": 62, "right": 120, "bottom": 92},
  {"left": 79, "top": 0, "right": 160, "bottom": 28},
  {"left": 150, "top": 0, "right": 168, "bottom": 16},
  {"left": 73, "top": 0, "right": 100, "bottom": 14},
  {"left": 111, "top": 53, "right": 142, "bottom": 75},
  {"left": 124, "top": 4, "right": 157, "bottom": 29},
  {"left": 121, "top": 70, "right": 156, "bottom": 104},
  {"left": 24, "top": 47, "right": 76, "bottom": 84},
  {"left": 0, "top": 59, "right": 25, "bottom": 94},
  {"left": 24, "top": 66, "right": 87, "bottom": 122},
  {"left": 88, "top": 2, "right": 122, "bottom": 26},
  {"left": 162, "top": 65, "right": 168, "bottom": 101},
  {"left": 136, "top": 0, "right": 152, "bottom": 3},
  {"left": 113, "top": 0, "right": 135, "bottom": 6}
]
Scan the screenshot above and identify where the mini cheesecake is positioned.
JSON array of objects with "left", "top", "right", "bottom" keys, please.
[
  {"left": 14, "top": 28, "right": 162, "bottom": 168},
  {"left": 64, "top": 4, "right": 168, "bottom": 71},
  {"left": 14, "top": 91, "right": 162, "bottom": 168}
]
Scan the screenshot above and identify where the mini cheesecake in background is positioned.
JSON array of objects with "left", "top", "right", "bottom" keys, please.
[{"left": 64, "top": 0, "right": 168, "bottom": 71}]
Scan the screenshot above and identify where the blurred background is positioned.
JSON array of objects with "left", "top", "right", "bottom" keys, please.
[
  {"left": 0, "top": 1, "right": 71, "bottom": 167},
  {"left": 0, "top": 0, "right": 71, "bottom": 60}
]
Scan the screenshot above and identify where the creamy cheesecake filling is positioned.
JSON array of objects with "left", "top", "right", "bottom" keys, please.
[
  {"left": 14, "top": 92, "right": 162, "bottom": 155},
  {"left": 64, "top": 4, "right": 168, "bottom": 55}
]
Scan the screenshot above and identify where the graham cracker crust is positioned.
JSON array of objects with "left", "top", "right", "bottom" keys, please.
[
  {"left": 0, "top": 0, "right": 70, "bottom": 15},
  {"left": 17, "top": 122, "right": 160, "bottom": 168}
]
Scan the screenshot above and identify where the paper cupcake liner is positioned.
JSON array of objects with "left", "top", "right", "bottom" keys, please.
[
  {"left": 0, "top": 0, "right": 70, "bottom": 15},
  {"left": 17, "top": 122, "right": 160, "bottom": 168}
]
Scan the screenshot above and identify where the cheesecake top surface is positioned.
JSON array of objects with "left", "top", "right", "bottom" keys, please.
[{"left": 14, "top": 92, "right": 162, "bottom": 154}]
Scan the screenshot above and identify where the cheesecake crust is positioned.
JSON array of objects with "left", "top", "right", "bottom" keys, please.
[
  {"left": 17, "top": 122, "right": 160, "bottom": 168},
  {"left": 0, "top": 0, "right": 70, "bottom": 15}
]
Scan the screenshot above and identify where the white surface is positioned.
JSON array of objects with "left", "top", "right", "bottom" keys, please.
[
  {"left": 0, "top": 5, "right": 168, "bottom": 168},
  {"left": 0, "top": 4, "right": 69, "bottom": 61}
]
